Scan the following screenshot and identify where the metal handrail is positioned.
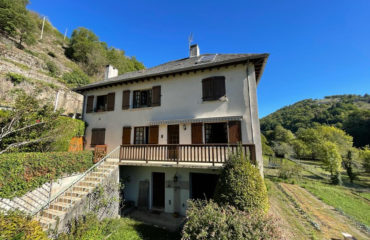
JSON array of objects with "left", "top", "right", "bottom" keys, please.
[{"left": 32, "top": 146, "right": 120, "bottom": 216}]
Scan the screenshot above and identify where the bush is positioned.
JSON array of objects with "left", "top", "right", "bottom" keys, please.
[
  {"left": 48, "top": 51, "right": 56, "bottom": 58},
  {"left": 46, "top": 60, "right": 60, "bottom": 77},
  {"left": 278, "top": 162, "right": 303, "bottom": 180},
  {"left": 214, "top": 148, "right": 268, "bottom": 213},
  {"left": 6, "top": 72, "right": 27, "bottom": 85},
  {"left": 0, "top": 151, "right": 93, "bottom": 198},
  {"left": 0, "top": 211, "right": 48, "bottom": 240},
  {"left": 182, "top": 200, "right": 282, "bottom": 240},
  {"left": 50, "top": 116, "right": 85, "bottom": 151},
  {"left": 62, "top": 69, "right": 90, "bottom": 87}
]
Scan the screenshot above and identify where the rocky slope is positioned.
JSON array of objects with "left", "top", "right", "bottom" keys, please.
[{"left": 0, "top": 25, "right": 83, "bottom": 115}]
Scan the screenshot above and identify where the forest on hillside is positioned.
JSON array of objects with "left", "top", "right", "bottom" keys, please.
[
  {"left": 260, "top": 94, "right": 370, "bottom": 185},
  {"left": 261, "top": 94, "right": 370, "bottom": 147}
]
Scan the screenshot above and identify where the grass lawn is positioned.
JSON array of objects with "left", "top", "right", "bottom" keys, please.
[
  {"left": 107, "top": 218, "right": 181, "bottom": 240},
  {"left": 300, "top": 180, "right": 370, "bottom": 227},
  {"left": 263, "top": 156, "right": 370, "bottom": 228}
]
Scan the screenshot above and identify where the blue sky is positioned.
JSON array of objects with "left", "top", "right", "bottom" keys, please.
[{"left": 28, "top": 0, "right": 370, "bottom": 117}]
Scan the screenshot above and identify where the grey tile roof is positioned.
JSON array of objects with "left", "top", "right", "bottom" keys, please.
[{"left": 74, "top": 53, "right": 269, "bottom": 92}]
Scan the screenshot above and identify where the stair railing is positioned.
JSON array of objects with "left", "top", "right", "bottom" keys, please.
[{"left": 32, "top": 146, "right": 120, "bottom": 216}]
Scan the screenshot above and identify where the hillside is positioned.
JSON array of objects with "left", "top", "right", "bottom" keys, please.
[
  {"left": 260, "top": 94, "right": 370, "bottom": 147},
  {"left": 0, "top": 1, "right": 144, "bottom": 115}
]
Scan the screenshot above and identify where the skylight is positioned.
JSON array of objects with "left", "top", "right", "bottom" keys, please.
[{"left": 197, "top": 54, "right": 217, "bottom": 64}]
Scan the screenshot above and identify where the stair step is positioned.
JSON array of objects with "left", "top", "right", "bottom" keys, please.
[
  {"left": 72, "top": 186, "right": 93, "bottom": 193},
  {"left": 85, "top": 176, "right": 103, "bottom": 182},
  {"left": 90, "top": 172, "right": 108, "bottom": 177},
  {"left": 79, "top": 180, "right": 99, "bottom": 186},
  {"left": 57, "top": 196, "right": 81, "bottom": 204},
  {"left": 41, "top": 208, "right": 66, "bottom": 219},
  {"left": 66, "top": 191, "right": 89, "bottom": 197},
  {"left": 36, "top": 216, "right": 57, "bottom": 229},
  {"left": 49, "top": 201, "right": 70, "bottom": 211}
]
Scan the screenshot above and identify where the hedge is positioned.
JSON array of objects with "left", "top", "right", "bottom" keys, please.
[
  {"left": 50, "top": 116, "right": 85, "bottom": 152},
  {"left": 0, "top": 151, "right": 93, "bottom": 198}
]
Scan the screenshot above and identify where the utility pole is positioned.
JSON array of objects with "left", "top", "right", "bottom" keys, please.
[
  {"left": 40, "top": 16, "right": 46, "bottom": 40},
  {"left": 63, "top": 28, "right": 68, "bottom": 41}
]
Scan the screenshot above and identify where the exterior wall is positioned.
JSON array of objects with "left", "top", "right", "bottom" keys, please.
[
  {"left": 82, "top": 63, "right": 263, "bottom": 171},
  {"left": 120, "top": 165, "right": 220, "bottom": 216}
]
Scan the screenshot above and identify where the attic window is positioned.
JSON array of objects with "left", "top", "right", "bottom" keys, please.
[{"left": 197, "top": 54, "right": 217, "bottom": 64}]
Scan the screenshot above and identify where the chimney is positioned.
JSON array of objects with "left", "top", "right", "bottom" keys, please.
[
  {"left": 104, "top": 65, "right": 118, "bottom": 80},
  {"left": 189, "top": 44, "right": 199, "bottom": 58}
]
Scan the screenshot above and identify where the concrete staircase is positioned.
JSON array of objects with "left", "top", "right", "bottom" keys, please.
[{"left": 33, "top": 158, "right": 118, "bottom": 230}]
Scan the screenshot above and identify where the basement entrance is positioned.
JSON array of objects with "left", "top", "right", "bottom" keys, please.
[
  {"left": 190, "top": 173, "right": 219, "bottom": 200},
  {"left": 152, "top": 172, "right": 165, "bottom": 209}
]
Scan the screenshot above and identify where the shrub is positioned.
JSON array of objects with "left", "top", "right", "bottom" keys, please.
[
  {"left": 62, "top": 69, "right": 90, "bottom": 87},
  {"left": 0, "top": 151, "right": 93, "bottom": 198},
  {"left": 0, "top": 211, "right": 48, "bottom": 240},
  {"left": 46, "top": 60, "right": 60, "bottom": 77},
  {"left": 182, "top": 200, "right": 282, "bottom": 240},
  {"left": 48, "top": 51, "right": 56, "bottom": 58},
  {"left": 6, "top": 72, "right": 27, "bottom": 85},
  {"left": 278, "top": 162, "right": 303, "bottom": 180},
  {"left": 214, "top": 148, "right": 268, "bottom": 213}
]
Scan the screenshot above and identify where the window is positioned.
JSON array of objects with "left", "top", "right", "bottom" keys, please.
[
  {"left": 202, "top": 76, "right": 226, "bottom": 101},
  {"left": 95, "top": 92, "right": 115, "bottom": 112},
  {"left": 205, "top": 123, "right": 227, "bottom": 143},
  {"left": 134, "top": 127, "right": 149, "bottom": 144},
  {"left": 96, "top": 95, "right": 107, "bottom": 111},
  {"left": 91, "top": 128, "right": 106, "bottom": 146},
  {"left": 133, "top": 90, "right": 152, "bottom": 108}
]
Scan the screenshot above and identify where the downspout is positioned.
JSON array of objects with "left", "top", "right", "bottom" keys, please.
[{"left": 246, "top": 62, "right": 255, "bottom": 143}]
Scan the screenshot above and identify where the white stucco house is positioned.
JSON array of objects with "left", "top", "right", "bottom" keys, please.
[{"left": 74, "top": 45, "right": 268, "bottom": 216}]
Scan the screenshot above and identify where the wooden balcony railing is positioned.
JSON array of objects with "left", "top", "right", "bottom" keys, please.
[{"left": 119, "top": 144, "right": 256, "bottom": 166}]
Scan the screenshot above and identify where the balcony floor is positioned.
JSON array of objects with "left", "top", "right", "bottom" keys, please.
[{"left": 111, "top": 158, "right": 224, "bottom": 169}]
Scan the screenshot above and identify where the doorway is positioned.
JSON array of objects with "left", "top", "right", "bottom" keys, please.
[
  {"left": 167, "top": 125, "right": 179, "bottom": 159},
  {"left": 152, "top": 172, "right": 165, "bottom": 209},
  {"left": 190, "top": 173, "right": 219, "bottom": 200}
]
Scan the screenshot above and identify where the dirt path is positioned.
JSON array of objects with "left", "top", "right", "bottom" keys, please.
[{"left": 280, "top": 183, "right": 369, "bottom": 240}]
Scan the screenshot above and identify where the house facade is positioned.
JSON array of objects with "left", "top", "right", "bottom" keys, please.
[{"left": 74, "top": 45, "right": 268, "bottom": 216}]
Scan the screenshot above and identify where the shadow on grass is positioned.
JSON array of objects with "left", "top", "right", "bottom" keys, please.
[{"left": 133, "top": 223, "right": 181, "bottom": 240}]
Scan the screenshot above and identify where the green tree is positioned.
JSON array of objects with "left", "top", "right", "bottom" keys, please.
[
  {"left": 343, "top": 109, "right": 370, "bottom": 147},
  {"left": 273, "top": 125, "right": 295, "bottom": 143},
  {"left": 0, "top": 0, "right": 37, "bottom": 47},
  {"left": 360, "top": 147, "right": 370, "bottom": 173},
  {"left": 261, "top": 134, "right": 273, "bottom": 156},
  {"left": 318, "top": 141, "right": 342, "bottom": 185}
]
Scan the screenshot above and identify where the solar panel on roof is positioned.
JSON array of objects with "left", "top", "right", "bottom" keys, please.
[{"left": 197, "top": 54, "right": 217, "bottom": 63}]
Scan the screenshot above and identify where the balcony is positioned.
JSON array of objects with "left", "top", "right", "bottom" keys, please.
[{"left": 119, "top": 144, "right": 256, "bottom": 167}]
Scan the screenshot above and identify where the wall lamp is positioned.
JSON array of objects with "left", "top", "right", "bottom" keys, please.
[{"left": 183, "top": 124, "right": 187, "bottom": 131}]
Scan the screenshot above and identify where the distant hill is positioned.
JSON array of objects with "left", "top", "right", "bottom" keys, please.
[
  {"left": 260, "top": 94, "right": 370, "bottom": 147},
  {"left": 0, "top": 1, "right": 144, "bottom": 114}
]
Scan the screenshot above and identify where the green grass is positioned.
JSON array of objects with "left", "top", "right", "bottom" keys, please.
[
  {"left": 108, "top": 218, "right": 180, "bottom": 240},
  {"left": 300, "top": 180, "right": 370, "bottom": 227}
]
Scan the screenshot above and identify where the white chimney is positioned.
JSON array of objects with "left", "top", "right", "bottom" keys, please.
[
  {"left": 189, "top": 44, "right": 199, "bottom": 58},
  {"left": 104, "top": 65, "right": 118, "bottom": 80}
]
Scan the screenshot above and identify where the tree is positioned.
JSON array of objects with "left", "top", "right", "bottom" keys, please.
[
  {"left": 0, "top": 92, "right": 60, "bottom": 154},
  {"left": 342, "top": 150, "right": 357, "bottom": 183},
  {"left": 343, "top": 109, "right": 370, "bottom": 147},
  {"left": 273, "top": 125, "right": 295, "bottom": 143},
  {"left": 261, "top": 134, "right": 274, "bottom": 156},
  {"left": 214, "top": 148, "right": 268, "bottom": 213},
  {"left": 318, "top": 141, "right": 342, "bottom": 185},
  {"left": 316, "top": 125, "right": 353, "bottom": 158},
  {"left": 0, "top": 0, "right": 36, "bottom": 47},
  {"left": 295, "top": 128, "right": 323, "bottom": 160}
]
